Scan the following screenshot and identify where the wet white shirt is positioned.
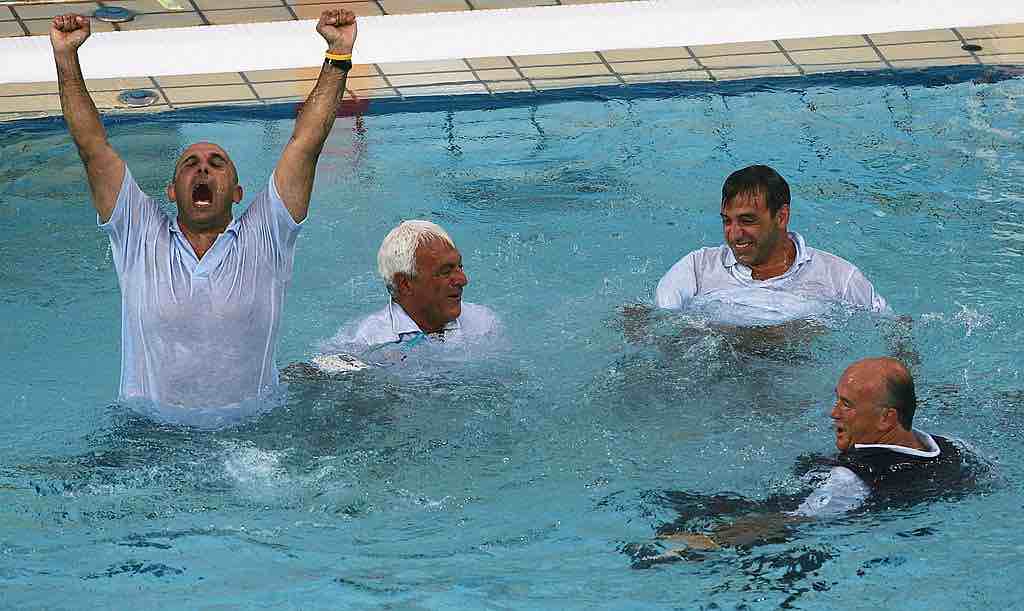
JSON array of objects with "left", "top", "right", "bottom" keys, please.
[
  {"left": 319, "top": 300, "right": 501, "bottom": 365},
  {"left": 100, "top": 167, "right": 301, "bottom": 410},
  {"left": 655, "top": 232, "right": 889, "bottom": 320}
]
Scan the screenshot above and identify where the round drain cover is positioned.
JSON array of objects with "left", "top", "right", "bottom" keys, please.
[
  {"left": 94, "top": 6, "right": 136, "bottom": 23},
  {"left": 961, "top": 43, "right": 983, "bottom": 52},
  {"left": 118, "top": 89, "right": 159, "bottom": 107}
]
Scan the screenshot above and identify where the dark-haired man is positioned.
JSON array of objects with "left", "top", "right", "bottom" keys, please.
[
  {"left": 50, "top": 10, "right": 357, "bottom": 413},
  {"left": 655, "top": 165, "right": 888, "bottom": 318},
  {"left": 628, "top": 357, "right": 976, "bottom": 565}
]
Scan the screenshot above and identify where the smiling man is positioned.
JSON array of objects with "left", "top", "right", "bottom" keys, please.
[
  {"left": 316, "top": 220, "right": 500, "bottom": 370},
  {"left": 655, "top": 165, "right": 889, "bottom": 319},
  {"left": 50, "top": 10, "right": 358, "bottom": 414}
]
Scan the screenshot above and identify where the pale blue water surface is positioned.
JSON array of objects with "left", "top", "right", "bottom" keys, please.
[{"left": 1, "top": 68, "right": 1023, "bottom": 609}]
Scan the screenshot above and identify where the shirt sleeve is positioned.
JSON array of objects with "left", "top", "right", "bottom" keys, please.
[
  {"left": 655, "top": 253, "right": 699, "bottom": 309},
  {"left": 239, "top": 172, "right": 304, "bottom": 279},
  {"left": 97, "top": 166, "right": 164, "bottom": 277},
  {"left": 843, "top": 267, "right": 891, "bottom": 313},
  {"left": 791, "top": 466, "right": 871, "bottom": 518}
]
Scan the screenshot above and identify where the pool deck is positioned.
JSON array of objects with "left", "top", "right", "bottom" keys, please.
[{"left": 1, "top": 0, "right": 1022, "bottom": 120}]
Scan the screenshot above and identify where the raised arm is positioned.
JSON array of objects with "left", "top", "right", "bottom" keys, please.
[
  {"left": 50, "top": 14, "right": 125, "bottom": 223},
  {"left": 274, "top": 9, "right": 357, "bottom": 223}
]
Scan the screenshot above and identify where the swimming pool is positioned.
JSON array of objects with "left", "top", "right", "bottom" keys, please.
[{"left": 2, "top": 67, "right": 1023, "bottom": 608}]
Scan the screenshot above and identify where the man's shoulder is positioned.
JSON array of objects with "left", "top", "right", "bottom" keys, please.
[
  {"left": 688, "top": 244, "right": 730, "bottom": 260},
  {"left": 317, "top": 305, "right": 393, "bottom": 355},
  {"left": 801, "top": 244, "right": 863, "bottom": 274},
  {"left": 667, "top": 245, "right": 730, "bottom": 272},
  {"left": 459, "top": 302, "right": 500, "bottom": 333},
  {"left": 352, "top": 305, "right": 392, "bottom": 334}
]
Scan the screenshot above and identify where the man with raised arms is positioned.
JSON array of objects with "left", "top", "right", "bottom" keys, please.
[
  {"left": 50, "top": 10, "right": 357, "bottom": 414},
  {"left": 313, "top": 220, "right": 501, "bottom": 372},
  {"left": 656, "top": 164, "right": 889, "bottom": 320}
]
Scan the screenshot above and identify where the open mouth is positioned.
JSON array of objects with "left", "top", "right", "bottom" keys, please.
[{"left": 192, "top": 183, "right": 213, "bottom": 207}]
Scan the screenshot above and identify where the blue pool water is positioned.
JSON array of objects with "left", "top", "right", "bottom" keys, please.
[{"left": 2, "top": 67, "right": 1024, "bottom": 609}]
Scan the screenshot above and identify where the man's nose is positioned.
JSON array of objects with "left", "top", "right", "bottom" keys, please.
[
  {"left": 453, "top": 268, "right": 468, "bottom": 287},
  {"left": 724, "top": 222, "right": 741, "bottom": 242},
  {"left": 829, "top": 402, "right": 840, "bottom": 419}
]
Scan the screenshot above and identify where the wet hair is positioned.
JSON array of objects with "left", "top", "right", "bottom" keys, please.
[
  {"left": 881, "top": 367, "right": 917, "bottom": 430},
  {"left": 721, "top": 165, "right": 791, "bottom": 216},
  {"left": 377, "top": 220, "right": 455, "bottom": 293}
]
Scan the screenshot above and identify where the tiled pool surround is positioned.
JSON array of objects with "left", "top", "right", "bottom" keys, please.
[{"left": 0, "top": 0, "right": 1022, "bottom": 120}]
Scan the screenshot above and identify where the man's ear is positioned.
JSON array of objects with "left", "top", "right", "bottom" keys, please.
[
  {"left": 879, "top": 407, "right": 901, "bottom": 430},
  {"left": 233, "top": 184, "right": 243, "bottom": 204},
  {"left": 167, "top": 181, "right": 177, "bottom": 202},
  {"left": 393, "top": 273, "right": 413, "bottom": 298},
  {"left": 775, "top": 203, "right": 790, "bottom": 227}
]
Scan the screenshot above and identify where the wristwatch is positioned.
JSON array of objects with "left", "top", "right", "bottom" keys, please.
[
  {"left": 326, "top": 57, "right": 352, "bottom": 72},
  {"left": 325, "top": 51, "right": 353, "bottom": 72}
]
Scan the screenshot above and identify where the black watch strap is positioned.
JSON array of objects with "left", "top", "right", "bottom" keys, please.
[{"left": 326, "top": 57, "right": 352, "bottom": 72}]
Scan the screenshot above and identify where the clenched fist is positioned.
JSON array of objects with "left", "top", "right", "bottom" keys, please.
[
  {"left": 317, "top": 9, "right": 357, "bottom": 55},
  {"left": 50, "top": 14, "right": 91, "bottom": 54}
]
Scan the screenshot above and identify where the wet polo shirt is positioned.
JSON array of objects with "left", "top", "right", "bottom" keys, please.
[
  {"left": 100, "top": 166, "right": 302, "bottom": 409},
  {"left": 319, "top": 300, "right": 501, "bottom": 366},
  {"left": 655, "top": 232, "right": 889, "bottom": 318}
]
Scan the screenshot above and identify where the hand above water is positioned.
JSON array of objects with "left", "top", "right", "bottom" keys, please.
[
  {"left": 50, "top": 14, "right": 91, "bottom": 55},
  {"left": 316, "top": 9, "right": 357, "bottom": 55}
]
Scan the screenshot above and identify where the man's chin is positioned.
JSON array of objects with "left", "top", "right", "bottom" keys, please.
[{"left": 728, "top": 248, "right": 754, "bottom": 265}]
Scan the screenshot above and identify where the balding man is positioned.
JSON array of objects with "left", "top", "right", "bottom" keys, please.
[
  {"left": 50, "top": 11, "right": 358, "bottom": 414},
  {"left": 804, "top": 357, "right": 967, "bottom": 512},
  {"left": 629, "top": 357, "right": 977, "bottom": 565}
]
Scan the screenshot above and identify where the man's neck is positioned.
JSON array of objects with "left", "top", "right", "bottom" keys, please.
[
  {"left": 749, "top": 235, "right": 796, "bottom": 281},
  {"left": 179, "top": 219, "right": 230, "bottom": 260},
  {"left": 863, "top": 427, "right": 926, "bottom": 452},
  {"left": 394, "top": 300, "right": 446, "bottom": 334}
]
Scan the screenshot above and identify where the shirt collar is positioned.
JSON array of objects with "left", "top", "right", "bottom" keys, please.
[
  {"left": 169, "top": 215, "right": 240, "bottom": 236},
  {"left": 853, "top": 429, "right": 940, "bottom": 458},
  {"left": 722, "top": 231, "right": 811, "bottom": 271},
  {"left": 389, "top": 301, "right": 461, "bottom": 337}
]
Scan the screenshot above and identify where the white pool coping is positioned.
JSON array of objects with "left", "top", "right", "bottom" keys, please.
[{"left": 2, "top": 0, "right": 1024, "bottom": 84}]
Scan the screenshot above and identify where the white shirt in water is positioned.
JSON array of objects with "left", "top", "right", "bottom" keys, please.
[
  {"left": 655, "top": 232, "right": 890, "bottom": 325},
  {"left": 317, "top": 300, "right": 502, "bottom": 370},
  {"left": 100, "top": 167, "right": 301, "bottom": 418},
  {"left": 791, "top": 429, "right": 941, "bottom": 517}
]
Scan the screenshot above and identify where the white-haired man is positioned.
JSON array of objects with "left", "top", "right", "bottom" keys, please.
[{"left": 316, "top": 220, "right": 500, "bottom": 370}]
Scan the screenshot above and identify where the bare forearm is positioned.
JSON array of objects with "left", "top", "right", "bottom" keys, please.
[
  {"left": 291, "top": 62, "right": 348, "bottom": 158},
  {"left": 54, "top": 50, "right": 109, "bottom": 161},
  {"left": 273, "top": 8, "right": 356, "bottom": 221}
]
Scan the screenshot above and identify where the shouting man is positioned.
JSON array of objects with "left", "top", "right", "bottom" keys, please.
[{"left": 50, "top": 10, "right": 358, "bottom": 416}]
